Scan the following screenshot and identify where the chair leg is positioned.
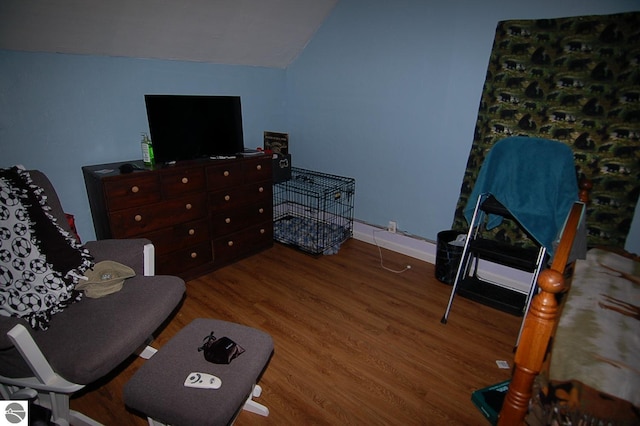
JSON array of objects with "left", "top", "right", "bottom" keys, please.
[
  {"left": 242, "top": 384, "right": 269, "bottom": 417},
  {"left": 147, "top": 417, "right": 167, "bottom": 426},
  {"left": 34, "top": 391, "right": 72, "bottom": 426},
  {"left": 252, "top": 384, "right": 262, "bottom": 398},
  {"left": 0, "top": 383, "right": 15, "bottom": 399},
  {"left": 441, "top": 194, "right": 486, "bottom": 324},
  {"left": 138, "top": 344, "right": 158, "bottom": 359},
  {"left": 32, "top": 391, "right": 103, "bottom": 426},
  {"left": 514, "top": 246, "right": 548, "bottom": 349}
]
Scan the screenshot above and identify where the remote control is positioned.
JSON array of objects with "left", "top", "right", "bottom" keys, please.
[{"left": 184, "top": 372, "right": 222, "bottom": 389}]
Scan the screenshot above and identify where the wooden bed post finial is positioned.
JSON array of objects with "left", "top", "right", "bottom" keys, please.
[
  {"left": 497, "top": 201, "right": 584, "bottom": 425},
  {"left": 578, "top": 175, "right": 592, "bottom": 203},
  {"left": 497, "top": 268, "right": 566, "bottom": 425}
]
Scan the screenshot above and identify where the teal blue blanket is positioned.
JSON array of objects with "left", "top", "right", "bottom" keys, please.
[{"left": 463, "top": 137, "right": 578, "bottom": 255}]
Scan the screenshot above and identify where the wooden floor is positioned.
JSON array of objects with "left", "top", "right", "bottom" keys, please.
[{"left": 71, "top": 238, "right": 520, "bottom": 425}]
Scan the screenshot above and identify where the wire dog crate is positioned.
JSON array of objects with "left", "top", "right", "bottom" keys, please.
[{"left": 273, "top": 167, "right": 355, "bottom": 255}]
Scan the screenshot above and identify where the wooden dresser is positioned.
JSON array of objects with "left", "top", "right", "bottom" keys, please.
[{"left": 82, "top": 156, "right": 273, "bottom": 279}]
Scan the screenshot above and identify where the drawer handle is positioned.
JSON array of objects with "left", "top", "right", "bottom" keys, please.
[
  {"left": 225, "top": 217, "right": 231, "bottom": 224},
  {"left": 188, "top": 228, "right": 195, "bottom": 236},
  {"left": 134, "top": 214, "right": 142, "bottom": 222},
  {"left": 260, "top": 228, "right": 265, "bottom": 234},
  {"left": 224, "top": 195, "right": 231, "bottom": 201},
  {"left": 258, "top": 187, "right": 264, "bottom": 193},
  {"left": 256, "top": 164, "right": 262, "bottom": 171},
  {"left": 131, "top": 186, "right": 139, "bottom": 193},
  {"left": 190, "top": 252, "right": 198, "bottom": 259},
  {"left": 181, "top": 177, "right": 189, "bottom": 184},
  {"left": 227, "top": 240, "right": 234, "bottom": 247},
  {"left": 185, "top": 203, "right": 192, "bottom": 210},
  {"left": 258, "top": 208, "right": 264, "bottom": 214},
  {"left": 223, "top": 170, "right": 230, "bottom": 177}
]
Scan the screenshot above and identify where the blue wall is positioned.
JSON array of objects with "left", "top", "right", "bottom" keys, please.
[
  {"left": 0, "top": 52, "right": 286, "bottom": 241},
  {"left": 286, "top": 0, "right": 640, "bottom": 253},
  {"left": 2, "top": 0, "right": 639, "bottom": 253}
]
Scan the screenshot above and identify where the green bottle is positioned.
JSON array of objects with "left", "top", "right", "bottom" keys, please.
[{"left": 141, "top": 133, "right": 155, "bottom": 167}]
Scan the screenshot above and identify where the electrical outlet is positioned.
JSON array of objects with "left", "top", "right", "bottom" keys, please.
[{"left": 388, "top": 220, "right": 397, "bottom": 233}]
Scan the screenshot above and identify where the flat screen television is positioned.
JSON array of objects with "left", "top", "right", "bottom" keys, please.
[{"left": 144, "top": 94, "right": 245, "bottom": 164}]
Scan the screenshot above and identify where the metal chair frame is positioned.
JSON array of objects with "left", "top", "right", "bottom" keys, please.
[{"left": 441, "top": 193, "right": 547, "bottom": 347}]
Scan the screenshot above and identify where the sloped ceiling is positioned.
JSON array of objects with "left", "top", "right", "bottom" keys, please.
[{"left": 0, "top": 0, "right": 338, "bottom": 69}]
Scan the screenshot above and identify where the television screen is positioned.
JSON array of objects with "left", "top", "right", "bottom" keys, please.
[{"left": 144, "top": 95, "right": 245, "bottom": 164}]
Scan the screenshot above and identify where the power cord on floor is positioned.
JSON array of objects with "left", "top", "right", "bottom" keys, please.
[{"left": 372, "top": 229, "right": 412, "bottom": 274}]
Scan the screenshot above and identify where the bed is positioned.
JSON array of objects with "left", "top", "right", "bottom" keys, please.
[{"left": 497, "top": 203, "right": 640, "bottom": 425}]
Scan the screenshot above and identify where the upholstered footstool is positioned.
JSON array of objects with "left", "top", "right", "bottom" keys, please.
[{"left": 123, "top": 318, "right": 274, "bottom": 426}]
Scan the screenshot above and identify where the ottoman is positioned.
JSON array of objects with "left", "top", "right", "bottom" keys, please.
[{"left": 123, "top": 318, "right": 274, "bottom": 426}]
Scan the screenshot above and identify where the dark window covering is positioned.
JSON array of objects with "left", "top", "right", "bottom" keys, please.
[{"left": 453, "top": 11, "right": 640, "bottom": 249}]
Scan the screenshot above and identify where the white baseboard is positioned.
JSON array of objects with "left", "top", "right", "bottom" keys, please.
[
  {"left": 353, "top": 221, "right": 437, "bottom": 263},
  {"left": 352, "top": 221, "right": 532, "bottom": 292}
]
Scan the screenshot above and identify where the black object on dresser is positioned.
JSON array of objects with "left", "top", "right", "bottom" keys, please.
[{"left": 82, "top": 157, "right": 273, "bottom": 280}]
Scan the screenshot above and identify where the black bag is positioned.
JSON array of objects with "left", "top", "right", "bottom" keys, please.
[{"left": 198, "top": 331, "right": 245, "bottom": 364}]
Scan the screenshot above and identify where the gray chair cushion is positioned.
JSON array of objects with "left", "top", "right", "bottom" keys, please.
[
  {"left": 0, "top": 168, "right": 186, "bottom": 385},
  {"left": 124, "top": 318, "right": 273, "bottom": 426},
  {"left": 84, "top": 239, "right": 151, "bottom": 276},
  {"left": 0, "top": 275, "right": 185, "bottom": 384},
  {"left": 27, "top": 170, "right": 72, "bottom": 235}
]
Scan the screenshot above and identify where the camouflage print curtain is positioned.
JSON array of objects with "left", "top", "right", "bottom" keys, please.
[{"left": 452, "top": 11, "right": 640, "bottom": 249}]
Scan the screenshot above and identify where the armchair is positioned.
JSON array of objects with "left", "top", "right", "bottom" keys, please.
[{"left": 0, "top": 169, "right": 185, "bottom": 425}]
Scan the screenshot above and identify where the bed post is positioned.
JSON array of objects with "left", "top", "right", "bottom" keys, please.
[
  {"left": 497, "top": 202, "right": 584, "bottom": 425},
  {"left": 578, "top": 175, "right": 592, "bottom": 203}
]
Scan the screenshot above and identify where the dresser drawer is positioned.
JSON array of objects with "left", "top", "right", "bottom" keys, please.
[
  {"left": 84, "top": 156, "right": 273, "bottom": 279},
  {"left": 103, "top": 174, "right": 161, "bottom": 210},
  {"left": 208, "top": 181, "right": 272, "bottom": 212},
  {"left": 210, "top": 202, "right": 273, "bottom": 235},
  {"left": 206, "top": 162, "right": 244, "bottom": 189},
  {"left": 144, "top": 218, "right": 211, "bottom": 256},
  {"left": 109, "top": 194, "right": 207, "bottom": 238},
  {"left": 156, "top": 241, "right": 212, "bottom": 276},
  {"left": 213, "top": 224, "right": 273, "bottom": 264},
  {"left": 161, "top": 166, "right": 206, "bottom": 198},
  {"left": 242, "top": 156, "right": 272, "bottom": 182},
  {"left": 249, "top": 180, "right": 273, "bottom": 203}
]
